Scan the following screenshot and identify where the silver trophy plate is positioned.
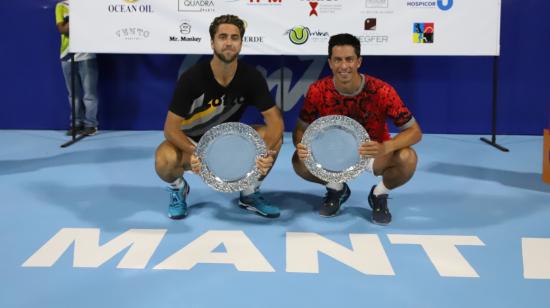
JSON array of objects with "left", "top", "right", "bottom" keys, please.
[
  {"left": 196, "top": 122, "right": 266, "bottom": 192},
  {"left": 302, "top": 115, "right": 372, "bottom": 183}
]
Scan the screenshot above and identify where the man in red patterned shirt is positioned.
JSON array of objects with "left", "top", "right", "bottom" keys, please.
[{"left": 292, "top": 33, "right": 422, "bottom": 225}]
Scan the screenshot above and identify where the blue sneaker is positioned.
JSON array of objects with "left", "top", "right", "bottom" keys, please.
[
  {"left": 167, "top": 179, "right": 190, "bottom": 220},
  {"left": 239, "top": 190, "right": 280, "bottom": 218}
]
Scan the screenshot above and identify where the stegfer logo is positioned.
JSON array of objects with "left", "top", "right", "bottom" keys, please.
[{"left": 288, "top": 26, "right": 310, "bottom": 45}]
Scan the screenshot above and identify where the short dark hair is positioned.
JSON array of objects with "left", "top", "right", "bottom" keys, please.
[
  {"left": 209, "top": 15, "right": 246, "bottom": 40},
  {"left": 328, "top": 33, "right": 361, "bottom": 59}
]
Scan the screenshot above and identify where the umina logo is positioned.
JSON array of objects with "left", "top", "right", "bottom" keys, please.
[
  {"left": 124, "top": 0, "right": 138, "bottom": 2},
  {"left": 413, "top": 23, "right": 434, "bottom": 44}
]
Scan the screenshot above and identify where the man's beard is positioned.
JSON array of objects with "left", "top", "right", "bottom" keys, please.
[{"left": 214, "top": 49, "right": 238, "bottom": 64}]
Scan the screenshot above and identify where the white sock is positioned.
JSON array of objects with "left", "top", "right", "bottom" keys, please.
[
  {"left": 373, "top": 181, "right": 390, "bottom": 196},
  {"left": 241, "top": 180, "right": 262, "bottom": 196},
  {"left": 326, "top": 182, "right": 344, "bottom": 191},
  {"left": 367, "top": 158, "right": 375, "bottom": 173},
  {"left": 169, "top": 177, "right": 184, "bottom": 190}
]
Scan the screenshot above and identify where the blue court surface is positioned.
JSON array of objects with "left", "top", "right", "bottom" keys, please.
[{"left": 1, "top": 130, "right": 549, "bottom": 308}]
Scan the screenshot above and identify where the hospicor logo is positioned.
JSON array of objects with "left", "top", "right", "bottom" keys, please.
[{"left": 437, "top": 0, "right": 453, "bottom": 11}]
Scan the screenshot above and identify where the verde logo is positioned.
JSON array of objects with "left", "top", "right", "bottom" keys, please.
[{"left": 287, "top": 26, "right": 310, "bottom": 45}]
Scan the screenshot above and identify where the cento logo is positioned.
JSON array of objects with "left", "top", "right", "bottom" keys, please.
[
  {"left": 288, "top": 26, "right": 310, "bottom": 45},
  {"left": 413, "top": 23, "right": 434, "bottom": 44}
]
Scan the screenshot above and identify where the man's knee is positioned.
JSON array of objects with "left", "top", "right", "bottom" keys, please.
[
  {"left": 155, "top": 142, "right": 180, "bottom": 173},
  {"left": 396, "top": 147, "right": 418, "bottom": 170}
]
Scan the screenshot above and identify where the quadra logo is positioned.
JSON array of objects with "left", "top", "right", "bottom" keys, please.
[
  {"left": 178, "top": 0, "right": 215, "bottom": 12},
  {"left": 20, "top": 228, "right": 550, "bottom": 279}
]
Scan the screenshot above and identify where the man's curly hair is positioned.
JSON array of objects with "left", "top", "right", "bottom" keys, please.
[{"left": 209, "top": 15, "right": 246, "bottom": 40}]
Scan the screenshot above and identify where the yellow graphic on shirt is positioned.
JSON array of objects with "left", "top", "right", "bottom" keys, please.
[{"left": 180, "top": 98, "right": 223, "bottom": 127}]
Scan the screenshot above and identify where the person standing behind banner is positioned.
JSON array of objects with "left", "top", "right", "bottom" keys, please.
[
  {"left": 292, "top": 33, "right": 422, "bottom": 225},
  {"left": 55, "top": 0, "right": 99, "bottom": 136},
  {"left": 155, "top": 15, "right": 284, "bottom": 220}
]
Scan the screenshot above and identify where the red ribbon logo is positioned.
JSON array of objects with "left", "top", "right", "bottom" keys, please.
[{"left": 309, "top": 2, "right": 318, "bottom": 16}]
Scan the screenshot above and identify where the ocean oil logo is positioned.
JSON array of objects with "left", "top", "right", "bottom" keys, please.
[
  {"left": 287, "top": 26, "right": 310, "bottom": 45},
  {"left": 413, "top": 22, "right": 434, "bottom": 44},
  {"left": 108, "top": 0, "right": 154, "bottom": 13}
]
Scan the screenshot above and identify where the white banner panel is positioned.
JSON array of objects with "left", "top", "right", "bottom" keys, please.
[{"left": 70, "top": 0, "right": 501, "bottom": 56}]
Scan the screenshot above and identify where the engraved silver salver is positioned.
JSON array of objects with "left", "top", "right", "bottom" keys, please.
[
  {"left": 196, "top": 122, "right": 266, "bottom": 192},
  {"left": 302, "top": 115, "right": 372, "bottom": 183}
]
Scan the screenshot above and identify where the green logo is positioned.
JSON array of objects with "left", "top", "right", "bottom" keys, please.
[{"left": 289, "top": 26, "right": 310, "bottom": 45}]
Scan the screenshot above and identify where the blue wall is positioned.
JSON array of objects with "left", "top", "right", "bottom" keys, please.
[{"left": 0, "top": 0, "right": 548, "bottom": 135}]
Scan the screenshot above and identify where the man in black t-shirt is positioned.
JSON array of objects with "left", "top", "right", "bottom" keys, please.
[{"left": 155, "top": 15, "right": 284, "bottom": 220}]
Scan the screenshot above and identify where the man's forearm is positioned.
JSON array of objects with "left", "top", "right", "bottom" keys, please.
[
  {"left": 384, "top": 123, "right": 422, "bottom": 154},
  {"left": 263, "top": 122, "right": 284, "bottom": 151},
  {"left": 57, "top": 22, "right": 69, "bottom": 35}
]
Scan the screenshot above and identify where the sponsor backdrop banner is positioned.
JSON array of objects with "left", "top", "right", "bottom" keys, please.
[{"left": 71, "top": 0, "right": 501, "bottom": 56}]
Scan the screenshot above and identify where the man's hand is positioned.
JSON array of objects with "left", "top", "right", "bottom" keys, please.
[
  {"left": 359, "top": 140, "right": 387, "bottom": 159},
  {"left": 296, "top": 143, "right": 309, "bottom": 161},
  {"left": 190, "top": 153, "right": 201, "bottom": 174},
  {"left": 256, "top": 150, "right": 276, "bottom": 175}
]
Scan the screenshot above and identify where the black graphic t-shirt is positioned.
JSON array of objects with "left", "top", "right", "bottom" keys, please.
[{"left": 169, "top": 60, "right": 275, "bottom": 142}]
